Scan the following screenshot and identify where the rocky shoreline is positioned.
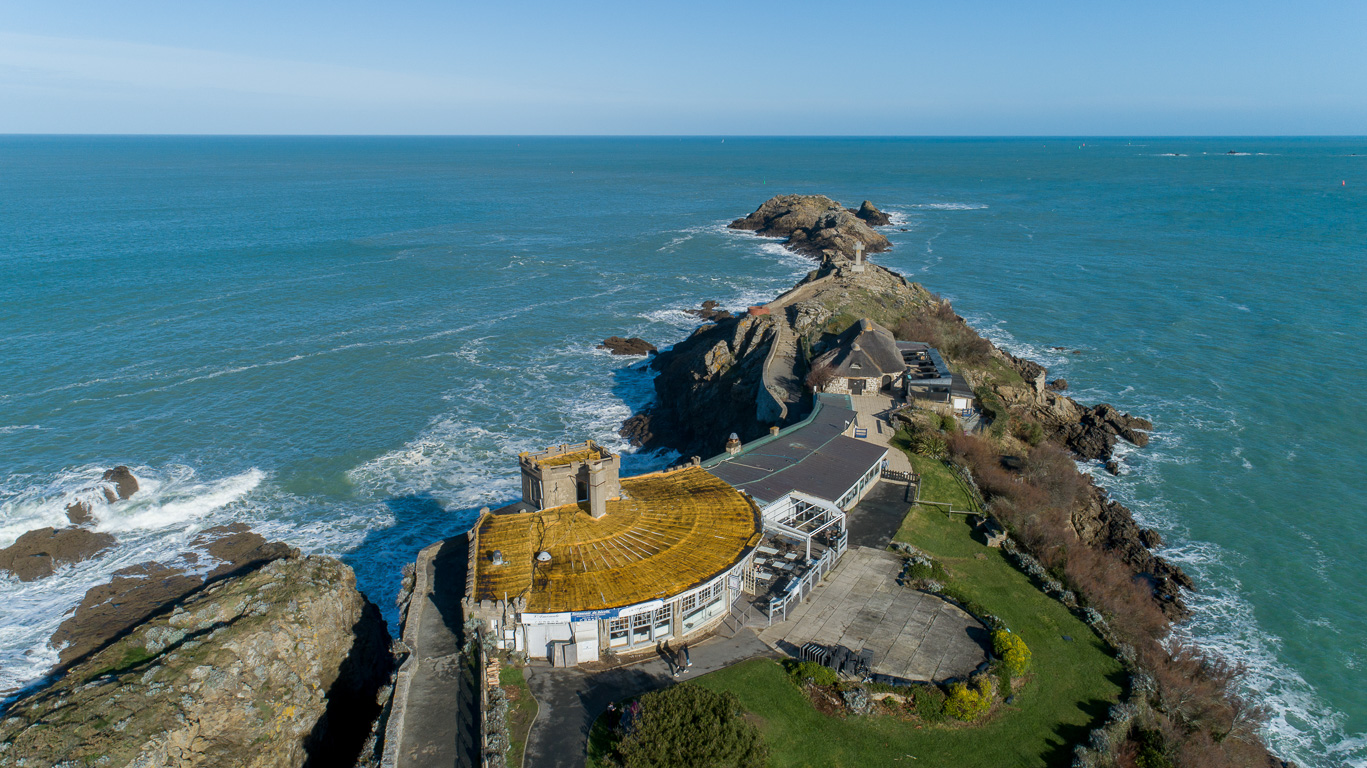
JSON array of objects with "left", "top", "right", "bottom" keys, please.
[{"left": 0, "top": 467, "right": 394, "bottom": 768}]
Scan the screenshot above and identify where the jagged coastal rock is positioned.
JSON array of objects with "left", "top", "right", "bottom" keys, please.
[
  {"left": 2, "top": 466, "right": 143, "bottom": 575},
  {"left": 50, "top": 524, "right": 297, "bottom": 666},
  {"left": 598, "top": 336, "right": 657, "bottom": 356},
  {"left": 65, "top": 501, "right": 94, "bottom": 525},
  {"left": 728, "top": 194, "right": 891, "bottom": 262},
  {"left": 684, "top": 299, "right": 733, "bottom": 322},
  {"left": 101, "top": 465, "right": 140, "bottom": 503},
  {"left": 850, "top": 199, "right": 892, "bottom": 226},
  {"left": 0, "top": 527, "right": 116, "bottom": 582},
  {"left": 0, "top": 554, "right": 392, "bottom": 768}
]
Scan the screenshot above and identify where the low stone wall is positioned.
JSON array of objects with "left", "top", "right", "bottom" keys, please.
[{"left": 380, "top": 540, "right": 444, "bottom": 768}]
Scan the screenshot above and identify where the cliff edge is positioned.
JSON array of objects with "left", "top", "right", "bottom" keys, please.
[{"left": 0, "top": 554, "right": 392, "bottom": 768}]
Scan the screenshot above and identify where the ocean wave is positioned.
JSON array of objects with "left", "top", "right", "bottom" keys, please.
[
  {"left": 0, "top": 425, "right": 44, "bottom": 435},
  {"left": 1175, "top": 578, "right": 1367, "bottom": 767}
]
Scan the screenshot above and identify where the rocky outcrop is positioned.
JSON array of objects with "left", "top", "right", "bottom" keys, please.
[
  {"left": 849, "top": 200, "right": 892, "bottom": 226},
  {"left": 0, "top": 554, "right": 392, "bottom": 768},
  {"left": 729, "top": 194, "right": 891, "bottom": 262},
  {"left": 65, "top": 501, "right": 95, "bottom": 525},
  {"left": 624, "top": 258, "right": 936, "bottom": 458},
  {"left": 0, "top": 527, "right": 116, "bottom": 582},
  {"left": 623, "top": 313, "right": 779, "bottom": 458},
  {"left": 599, "top": 336, "right": 657, "bottom": 356},
  {"left": 684, "top": 300, "right": 734, "bottom": 322},
  {"left": 50, "top": 524, "right": 296, "bottom": 666},
  {"left": 996, "top": 357, "right": 1151, "bottom": 463},
  {"left": 101, "top": 465, "right": 140, "bottom": 503},
  {"left": 1071, "top": 483, "right": 1194, "bottom": 620},
  {"left": 1048, "top": 378, "right": 1068, "bottom": 391}
]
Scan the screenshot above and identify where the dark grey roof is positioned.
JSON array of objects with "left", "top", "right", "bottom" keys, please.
[
  {"left": 950, "top": 373, "right": 975, "bottom": 398},
  {"left": 705, "top": 394, "right": 889, "bottom": 505},
  {"left": 816, "top": 319, "right": 905, "bottom": 378}
]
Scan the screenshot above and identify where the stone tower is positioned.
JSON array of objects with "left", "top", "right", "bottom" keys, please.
[{"left": 518, "top": 441, "right": 622, "bottom": 518}]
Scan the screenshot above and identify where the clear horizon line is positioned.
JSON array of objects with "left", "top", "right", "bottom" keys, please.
[{"left": 3, "top": 132, "right": 1365, "bottom": 139}]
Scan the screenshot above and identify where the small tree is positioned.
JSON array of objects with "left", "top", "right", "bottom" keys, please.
[
  {"left": 616, "top": 684, "right": 768, "bottom": 768},
  {"left": 805, "top": 361, "right": 836, "bottom": 392}
]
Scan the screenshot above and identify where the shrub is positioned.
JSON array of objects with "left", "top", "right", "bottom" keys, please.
[
  {"left": 943, "top": 677, "right": 994, "bottom": 722},
  {"left": 909, "top": 431, "right": 948, "bottom": 460},
  {"left": 786, "top": 660, "right": 837, "bottom": 688},
  {"left": 992, "top": 629, "right": 1031, "bottom": 678},
  {"left": 1011, "top": 418, "right": 1045, "bottom": 446},
  {"left": 616, "top": 684, "right": 768, "bottom": 768},
  {"left": 910, "top": 684, "right": 946, "bottom": 723},
  {"left": 939, "top": 412, "right": 959, "bottom": 432}
]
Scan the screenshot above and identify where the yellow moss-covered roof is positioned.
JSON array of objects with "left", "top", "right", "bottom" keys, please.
[
  {"left": 529, "top": 447, "right": 601, "bottom": 468},
  {"left": 472, "top": 466, "right": 760, "bottom": 614}
]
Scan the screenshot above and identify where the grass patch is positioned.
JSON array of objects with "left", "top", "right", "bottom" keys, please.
[
  {"left": 689, "top": 452, "right": 1122, "bottom": 767},
  {"left": 500, "top": 663, "right": 538, "bottom": 768},
  {"left": 888, "top": 433, "right": 980, "bottom": 514},
  {"left": 586, "top": 713, "right": 615, "bottom": 768},
  {"left": 92, "top": 643, "right": 155, "bottom": 678}
]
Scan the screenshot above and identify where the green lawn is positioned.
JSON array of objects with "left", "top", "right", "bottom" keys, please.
[
  {"left": 688, "top": 452, "right": 1123, "bottom": 768},
  {"left": 499, "top": 664, "right": 538, "bottom": 768}
]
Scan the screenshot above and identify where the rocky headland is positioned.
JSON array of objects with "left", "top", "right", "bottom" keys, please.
[
  {"left": 623, "top": 194, "right": 1281, "bottom": 766},
  {"left": 0, "top": 542, "right": 391, "bottom": 768},
  {"left": 628, "top": 195, "right": 1181, "bottom": 612}
]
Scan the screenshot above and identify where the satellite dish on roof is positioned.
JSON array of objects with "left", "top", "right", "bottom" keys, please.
[
  {"left": 536, "top": 551, "right": 552, "bottom": 562},
  {"left": 729, "top": 432, "right": 739, "bottom": 441}
]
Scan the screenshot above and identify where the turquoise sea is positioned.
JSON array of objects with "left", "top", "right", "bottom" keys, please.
[{"left": 1, "top": 137, "right": 1363, "bottom": 766}]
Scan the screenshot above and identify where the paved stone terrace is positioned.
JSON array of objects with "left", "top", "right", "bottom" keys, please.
[{"left": 759, "top": 545, "right": 989, "bottom": 683}]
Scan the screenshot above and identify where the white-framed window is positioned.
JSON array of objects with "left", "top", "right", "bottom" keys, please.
[
  {"left": 611, "top": 604, "right": 674, "bottom": 648},
  {"left": 682, "top": 579, "right": 727, "bottom": 634},
  {"left": 631, "top": 611, "right": 652, "bottom": 644},
  {"left": 608, "top": 617, "right": 630, "bottom": 647}
]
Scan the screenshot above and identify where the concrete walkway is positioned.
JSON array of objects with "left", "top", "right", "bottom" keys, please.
[
  {"left": 848, "top": 393, "right": 915, "bottom": 475},
  {"left": 522, "top": 629, "right": 773, "bottom": 768},
  {"left": 393, "top": 537, "right": 479, "bottom": 768}
]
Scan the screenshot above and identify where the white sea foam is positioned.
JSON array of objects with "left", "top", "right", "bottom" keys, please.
[
  {"left": 1054, "top": 365, "right": 1365, "bottom": 766},
  {"left": 907, "top": 202, "right": 989, "bottom": 211},
  {"left": 0, "top": 464, "right": 276, "bottom": 694},
  {"left": 0, "top": 425, "right": 44, "bottom": 435}
]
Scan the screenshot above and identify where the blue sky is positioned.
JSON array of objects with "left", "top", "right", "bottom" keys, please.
[{"left": 1, "top": 0, "right": 1363, "bottom": 135}]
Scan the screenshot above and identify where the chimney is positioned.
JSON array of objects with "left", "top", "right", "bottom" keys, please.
[
  {"left": 725, "top": 432, "right": 742, "bottom": 455},
  {"left": 769, "top": 426, "right": 780, "bottom": 437}
]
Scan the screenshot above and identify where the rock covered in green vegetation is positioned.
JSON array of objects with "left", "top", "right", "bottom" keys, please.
[{"left": 0, "top": 554, "right": 392, "bottom": 768}]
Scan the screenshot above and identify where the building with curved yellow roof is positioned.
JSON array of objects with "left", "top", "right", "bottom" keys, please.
[{"left": 466, "top": 442, "right": 761, "bottom": 664}]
